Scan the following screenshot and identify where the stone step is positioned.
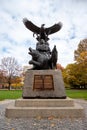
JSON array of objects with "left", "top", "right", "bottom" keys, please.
[
  {"left": 5, "top": 103, "right": 84, "bottom": 118},
  {"left": 15, "top": 98, "right": 74, "bottom": 107}
]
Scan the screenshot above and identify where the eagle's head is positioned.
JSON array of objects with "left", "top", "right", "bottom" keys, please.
[{"left": 41, "top": 24, "right": 45, "bottom": 28}]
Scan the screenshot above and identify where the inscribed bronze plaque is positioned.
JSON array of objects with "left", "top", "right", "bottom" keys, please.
[{"left": 33, "top": 75, "right": 54, "bottom": 90}]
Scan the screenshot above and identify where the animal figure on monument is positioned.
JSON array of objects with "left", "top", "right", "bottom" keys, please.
[
  {"left": 23, "top": 18, "right": 62, "bottom": 42},
  {"left": 51, "top": 45, "right": 58, "bottom": 69},
  {"left": 29, "top": 47, "right": 51, "bottom": 69},
  {"left": 28, "top": 45, "right": 58, "bottom": 70},
  {"left": 23, "top": 18, "right": 62, "bottom": 70}
]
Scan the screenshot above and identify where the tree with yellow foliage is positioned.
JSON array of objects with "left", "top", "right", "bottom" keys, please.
[{"left": 63, "top": 39, "right": 87, "bottom": 89}]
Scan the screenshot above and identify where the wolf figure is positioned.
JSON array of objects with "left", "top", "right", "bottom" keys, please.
[{"left": 29, "top": 46, "right": 58, "bottom": 70}]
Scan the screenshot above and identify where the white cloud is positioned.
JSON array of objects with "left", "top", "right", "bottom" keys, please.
[{"left": 0, "top": 0, "right": 87, "bottom": 67}]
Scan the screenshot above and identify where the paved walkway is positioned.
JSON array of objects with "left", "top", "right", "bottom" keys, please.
[{"left": 0, "top": 99, "right": 87, "bottom": 130}]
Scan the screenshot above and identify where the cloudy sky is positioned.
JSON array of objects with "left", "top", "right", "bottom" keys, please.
[{"left": 0, "top": 0, "right": 87, "bottom": 67}]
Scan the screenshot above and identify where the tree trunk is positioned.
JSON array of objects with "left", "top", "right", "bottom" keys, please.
[{"left": 8, "top": 82, "right": 11, "bottom": 90}]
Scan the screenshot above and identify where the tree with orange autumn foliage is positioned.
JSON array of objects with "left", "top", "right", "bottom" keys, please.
[{"left": 63, "top": 39, "right": 87, "bottom": 89}]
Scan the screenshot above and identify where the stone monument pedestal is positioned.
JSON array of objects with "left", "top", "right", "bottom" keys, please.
[
  {"left": 5, "top": 70, "right": 84, "bottom": 118},
  {"left": 22, "top": 69, "right": 66, "bottom": 99},
  {"left": 5, "top": 98, "right": 84, "bottom": 118}
]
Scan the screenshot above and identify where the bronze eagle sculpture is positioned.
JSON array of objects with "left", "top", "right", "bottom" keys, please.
[{"left": 23, "top": 18, "right": 62, "bottom": 41}]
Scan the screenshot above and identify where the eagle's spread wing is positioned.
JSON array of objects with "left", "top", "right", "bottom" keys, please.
[
  {"left": 45, "top": 22, "right": 62, "bottom": 35},
  {"left": 23, "top": 18, "right": 40, "bottom": 34}
]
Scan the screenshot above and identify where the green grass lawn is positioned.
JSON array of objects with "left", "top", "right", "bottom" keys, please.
[
  {"left": 0, "top": 89, "right": 87, "bottom": 101},
  {"left": 66, "top": 89, "right": 87, "bottom": 100},
  {"left": 0, "top": 90, "right": 22, "bottom": 101}
]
